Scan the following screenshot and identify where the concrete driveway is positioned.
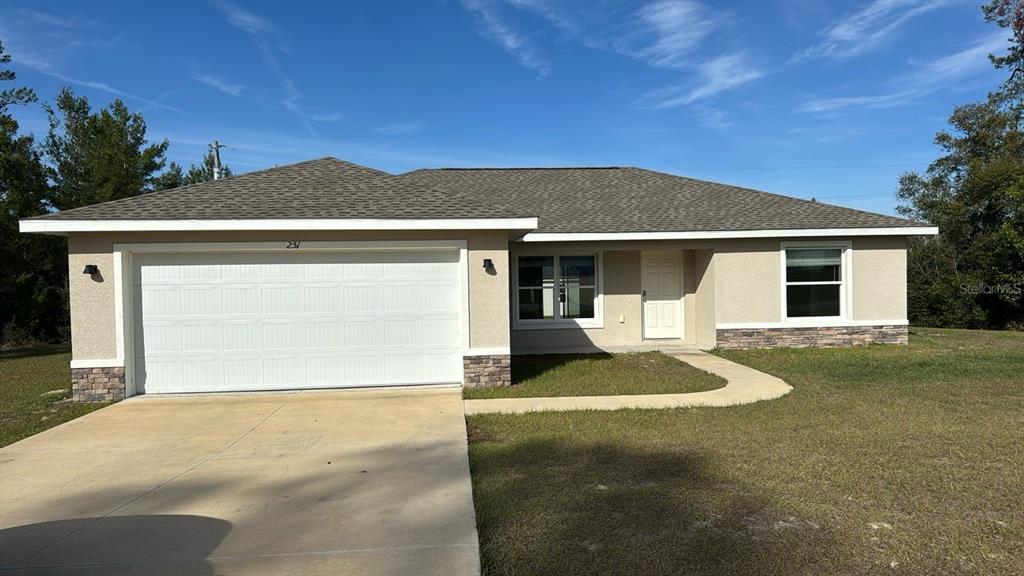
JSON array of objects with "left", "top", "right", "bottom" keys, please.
[{"left": 0, "top": 388, "right": 479, "bottom": 575}]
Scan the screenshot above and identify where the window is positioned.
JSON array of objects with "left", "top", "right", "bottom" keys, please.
[
  {"left": 784, "top": 246, "right": 845, "bottom": 318},
  {"left": 516, "top": 254, "right": 600, "bottom": 326}
]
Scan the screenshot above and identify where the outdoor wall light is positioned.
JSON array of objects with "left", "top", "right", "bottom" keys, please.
[
  {"left": 482, "top": 258, "right": 494, "bottom": 271},
  {"left": 83, "top": 265, "right": 99, "bottom": 275}
]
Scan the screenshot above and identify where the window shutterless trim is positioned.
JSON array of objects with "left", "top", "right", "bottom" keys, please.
[
  {"left": 512, "top": 252, "right": 604, "bottom": 330},
  {"left": 780, "top": 241, "right": 852, "bottom": 323}
]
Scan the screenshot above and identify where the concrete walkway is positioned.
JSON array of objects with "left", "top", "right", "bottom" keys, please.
[
  {"left": 463, "top": 351, "right": 792, "bottom": 415},
  {"left": 1, "top": 388, "right": 479, "bottom": 576}
]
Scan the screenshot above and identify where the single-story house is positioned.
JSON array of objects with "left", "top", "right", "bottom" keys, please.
[{"left": 20, "top": 157, "right": 937, "bottom": 401}]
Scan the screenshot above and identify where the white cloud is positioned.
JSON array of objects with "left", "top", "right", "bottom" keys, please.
[
  {"left": 193, "top": 74, "right": 245, "bottom": 97},
  {"left": 462, "top": 0, "right": 550, "bottom": 76},
  {"left": 638, "top": 53, "right": 763, "bottom": 109},
  {"left": 793, "top": 0, "right": 947, "bottom": 62},
  {"left": 374, "top": 122, "right": 426, "bottom": 136},
  {"left": 797, "top": 32, "right": 1009, "bottom": 113},
  {"left": 17, "top": 8, "right": 97, "bottom": 31},
  {"left": 217, "top": 1, "right": 340, "bottom": 135},
  {"left": 615, "top": 0, "right": 722, "bottom": 68},
  {"left": 691, "top": 105, "right": 732, "bottom": 129},
  {"left": 797, "top": 91, "right": 918, "bottom": 113},
  {"left": 36, "top": 70, "right": 190, "bottom": 115}
]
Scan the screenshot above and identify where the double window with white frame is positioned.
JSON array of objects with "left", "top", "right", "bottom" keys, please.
[
  {"left": 782, "top": 243, "right": 850, "bottom": 320},
  {"left": 515, "top": 253, "right": 601, "bottom": 328}
]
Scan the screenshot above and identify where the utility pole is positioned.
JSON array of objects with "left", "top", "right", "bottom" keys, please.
[{"left": 211, "top": 140, "right": 227, "bottom": 180}]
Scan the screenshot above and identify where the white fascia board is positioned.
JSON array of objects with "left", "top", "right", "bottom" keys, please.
[
  {"left": 19, "top": 217, "right": 539, "bottom": 234},
  {"left": 520, "top": 226, "right": 939, "bottom": 242}
]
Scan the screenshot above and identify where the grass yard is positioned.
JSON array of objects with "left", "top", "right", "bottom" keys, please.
[
  {"left": 463, "top": 352, "right": 726, "bottom": 399},
  {"left": 467, "top": 328, "right": 1024, "bottom": 575},
  {"left": 0, "top": 346, "right": 108, "bottom": 448}
]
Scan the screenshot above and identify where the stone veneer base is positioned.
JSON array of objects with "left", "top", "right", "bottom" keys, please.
[
  {"left": 716, "top": 325, "right": 908, "bottom": 349},
  {"left": 71, "top": 366, "right": 126, "bottom": 402},
  {"left": 463, "top": 354, "right": 512, "bottom": 388}
]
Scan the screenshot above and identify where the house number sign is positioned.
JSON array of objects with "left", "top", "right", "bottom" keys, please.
[{"left": 286, "top": 241, "right": 301, "bottom": 249}]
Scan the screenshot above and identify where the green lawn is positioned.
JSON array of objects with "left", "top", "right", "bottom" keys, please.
[
  {"left": 463, "top": 352, "right": 726, "bottom": 399},
  {"left": 467, "top": 328, "right": 1024, "bottom": 575},
  {"left": 0, "top": 346, "right": 109, "bottom": 448}
]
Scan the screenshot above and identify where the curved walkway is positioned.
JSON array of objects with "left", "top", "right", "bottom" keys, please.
[{"left": 463, "top": 351, "right": 792, "bottom": 415}]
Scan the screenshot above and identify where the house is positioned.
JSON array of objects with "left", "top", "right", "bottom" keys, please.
[{"left": 19, "top": 157, "right": 937, "bottom": 401}]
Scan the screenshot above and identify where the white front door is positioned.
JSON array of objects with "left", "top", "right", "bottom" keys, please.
[
  {"left": 131, "top": 250, "right": 463, "bottom": 394},
  {"left": 642, "top": 251, "right": 683, "bottom": 339}
]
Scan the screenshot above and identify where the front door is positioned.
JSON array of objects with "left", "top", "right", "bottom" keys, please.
[{"left": 642, "top": 251, "right": 683, "bottom": 339}]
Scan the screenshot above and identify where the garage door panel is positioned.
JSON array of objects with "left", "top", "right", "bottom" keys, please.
[
  {"left": 305, "top": 321, "right": 343, "bottom": 349},
  {"left": 342, "top": 286, "right": 381, "bottom": 313},
  {"left": 181, "top": 358, "right": 224, "bottom": 391},
  {"left": 180, "top": 323, "right": 222, "bottom": 353},
  {"left": 342, "top": 319, "right": 383, "bottom": 348},
  {"left": 222, "top": 322, "right": 261, "bottom": 351},
  {"left": 260, "top": 286, "right": 301, "bottom": 315},
  {"left": 344, "top": 354, "right": 384, "bottom": 383},
  {"left": 133, "top": 250, "right": 464, "bottom": 393},
  {"left": 179, "top": 287, "right": 220, "bottom": 317},
  {"left": 140, "top": 287, "right": 180, "bottom": 317},
  {"left": 222, "top": 286, "right": 259, "bottom": 315}
]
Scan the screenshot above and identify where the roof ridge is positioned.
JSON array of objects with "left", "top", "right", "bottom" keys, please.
[
  {"left": 428, "top": 166, "right": 625, "bottom": 171},
  {"left": 30, "top": 157, "right": 393, "bottom": 220}
]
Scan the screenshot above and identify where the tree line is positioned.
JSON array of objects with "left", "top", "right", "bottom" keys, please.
[
  {"left": 0, "top": 1, "right": 1022, "bottom": 346},
  {"left": 897, "top": 0, "right": 1023, "bottom": 329},
  {"left": 0, "top": 43, "right": 231, "bottom": 345}
]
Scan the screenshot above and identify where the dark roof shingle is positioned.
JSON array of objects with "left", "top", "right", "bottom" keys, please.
[
  {"left": 29, "top": 157, "right": 928, "bottom": 233},
  {"left": 30, "top": 157, "right": 529, "bottom": 221},
  {"left": 398, "top": 167, "right": 923, "bottom": 233}
]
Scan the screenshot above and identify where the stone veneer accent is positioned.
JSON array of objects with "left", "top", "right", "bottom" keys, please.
[
  {"left": 716, "top": 325, "right": 908, "bottom": 349},
  {"left": 463, "top": 354, "right": 512, "bottom": 388},
  {"left": 71, "top": 366, "right": 126, "bottom": 402}
]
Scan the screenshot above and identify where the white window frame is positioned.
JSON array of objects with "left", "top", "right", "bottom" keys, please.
[
  {"left": 512, "top": 251, "right": 604, "bottom": 330},
  {"left": 780, "top": 241, "right": 853, "bottom": 325}
]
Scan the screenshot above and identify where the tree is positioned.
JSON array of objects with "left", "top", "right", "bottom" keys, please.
[
  {"left": 42, "top": 87, "right": 169, "bottom": 210},
  {"left": 0, "top": 41, "right": 66, "bottom": 343},
  {"left": 153, "top": 161, "right": 185, "bottom": 190},
  {"left": 0, "top": 40, "right": 35, "bottom": 113},
  {"left": 897, "top": 101, "right": 1024, "bottom": 328},
  {"left": 984, "top": 0, "right": 1023, "bottom": 108},
  {"left": 185, "top": 148, "right": 232, "bottom": 185},
  {"left": 153, "top": 150, "right": 233, "bottom": 191}
]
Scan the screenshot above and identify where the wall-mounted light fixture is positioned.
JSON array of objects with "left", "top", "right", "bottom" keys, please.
[
  {"left": 482, "top": 258, "right": 494, "bottom": 271},
  {"left": 83, "top": 265, "right": 99, "bottom": 275}
]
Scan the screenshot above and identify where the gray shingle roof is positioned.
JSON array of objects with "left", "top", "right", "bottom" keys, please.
[
  {"left": 399, "top": 167, "right": 925, "bottom": 233},
  {"left": 29, "top": 157, "right": 529, "bottom": 221},
  {"left": 29, "top": 156, "right": 928, "bottom": 233}
]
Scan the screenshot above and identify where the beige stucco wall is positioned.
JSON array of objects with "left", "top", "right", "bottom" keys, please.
[
  {"left": 712, "top": 239, "right": 782, "bottom": 325},
  {"left": 509, "top": 250, "right": 644, "bottom": 350},
  {"left": 67, "top": 230, "right": 511, "bottom": 361},
  {"left": 66, "top": 232, "right": 911, "bottom": 361},
  {"left": 692, "top": 249, "right": 717, "bottom": 347},
  {"left": 852, "top": 236, "right": 907, "bottom": 321},
  {"left": 508, "top": 236, "right": 910, "bottom": 351},
  {"left": 68, "top": 249, "right": 117, "bottom": 359},
  {"left": 509, "top": 246, "right": 716, "bottom": 351}
]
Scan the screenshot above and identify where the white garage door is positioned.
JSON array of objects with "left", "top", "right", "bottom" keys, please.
[{"left": 132, "top": 250, "right": 464, "bottom": 394}]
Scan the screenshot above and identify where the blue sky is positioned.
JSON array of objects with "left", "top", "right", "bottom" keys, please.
[{"left": 1, "top": 0, "right": 1012, "bottom": 216}]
